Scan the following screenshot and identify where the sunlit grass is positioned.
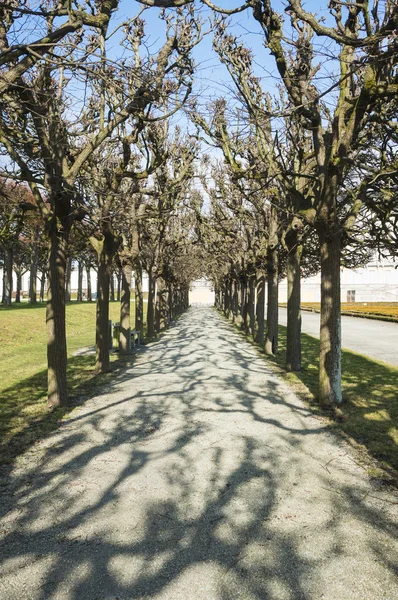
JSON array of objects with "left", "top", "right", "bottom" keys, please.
[
  {"left": 269, "top": 325, "right": 398, "bottom": 479},
  {"left": 0, "top": 301, "right": 134, "bottom": 465}
]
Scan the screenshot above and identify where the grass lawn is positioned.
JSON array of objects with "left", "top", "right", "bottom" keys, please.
[
  {"left": 295, "top": 302, "right": 398, "bottom": 320},
  {"left": 0, "top": 301, "right": 133, "bottom": 465},
  {"left": 268, "top": 325, "right": 398, "bottom": 481}
]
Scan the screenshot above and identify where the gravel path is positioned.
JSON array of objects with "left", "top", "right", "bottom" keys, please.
[{"left": 0, "top": 307, "right": 397, "bottom": 600}]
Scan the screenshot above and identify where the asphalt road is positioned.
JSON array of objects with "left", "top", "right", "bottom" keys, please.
[{"left": 278, "top": 307, "right": 398, "bottom": 367}]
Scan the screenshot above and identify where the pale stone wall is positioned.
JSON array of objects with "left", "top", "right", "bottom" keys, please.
[
  {"left": 189, "top": 279, "right": 215, "bottom": 305},
  {"left": 278, "top": 258, "right": 398, "bottom": 303}
]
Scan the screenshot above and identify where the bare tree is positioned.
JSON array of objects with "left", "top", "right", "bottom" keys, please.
[
  {"left": 0, "top": 1, "right": 124, "bottom": 96},
  {"left": 0, "top": 6, "right": 199, "bottom": 406},
  {"left": 143, "top": 0, "right": 398, "bottom": 406}
]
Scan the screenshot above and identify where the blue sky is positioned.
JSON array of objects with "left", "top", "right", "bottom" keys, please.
[{"left": 110, "top": 1, "right": 341, "bottom": 107}]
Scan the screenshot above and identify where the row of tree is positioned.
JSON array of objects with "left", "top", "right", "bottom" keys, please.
[
  {"left": 189, "top": 0, "right": 397, "bottom": 406},
  {"left": 1, "top": 0, "right": 397, "bottom": 410},
  {"left": 0, "top": 1, "right": 205, "bottom": 407}
]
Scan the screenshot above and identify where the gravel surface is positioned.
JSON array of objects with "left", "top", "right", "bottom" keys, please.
[{"left": 0, "top": 307, "right": 397, "bottom": 600}]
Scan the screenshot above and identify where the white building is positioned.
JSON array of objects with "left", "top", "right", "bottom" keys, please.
[
  {"left": 279, "top": 257, "right": 398, "bottom": 303},
  {"left": 189, "top": 278, "right": 215, "bottom": 305}
]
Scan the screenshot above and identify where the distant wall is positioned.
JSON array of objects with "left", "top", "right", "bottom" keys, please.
[
  {"left": 189, "top": 279, "right": 215, "bottom": 305},
  {"left": 278, "top": 259, "right": 398, "bottom": 303}
]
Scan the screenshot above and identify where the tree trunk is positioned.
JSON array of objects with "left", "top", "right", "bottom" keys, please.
[
  {"left": 135, "top": 263, "right": 144, "bottom": 338},
  {"left": 119, "top": 263, "right": 132, "bottom": 354},
  {"left": 86, "top": 265, "right": 92, "bottom": 301},
  {"left": 219, "top": 285, "right": 224, "bottom": 311},
  {"left": 3, "top": 247, "right": 13, "bottom": 305},
  {"left": 265, "top": 247, "right": 278, "bottom": 355},
  {"left": 164, "top": 282, "right": 170, "bottom": 325},
  {"left": 29, "top": 242, "right": 38, "bottom": 304},
  {"left": 286, "top": 241, "right": 302, "bottom": 371},
  {"left": 156, "top": 277, "right": 168, "bottom": 331},
  {"left": 229, "top": 279, "right": 235, "bottom": 321},
  {"left": 15, "top": 271, "right": 22, "bottom": 303},
  {"left": 225, "top": 279, "right": 231, "bottom": 317},
  {"left": 229, "top": 280, "right": 234, "bottom": 319},
  {"left": 116, "top": 271, "right": 121, "bottom": 302},
  {"left": 155, "top": 282, "right": 161, "bottom": 333},
  {"left": 40, "top": 270, "right": 46, "bottom": 302},
  {"left": 168, "top": 282, "right": 174, "bottom": 320},
  {"left": 241, "top": 277, "right": 249, "bottom": 331},
  {"left": 184, "top": 287, "right": 189, "bottom": 310},
  {"left": 65, "top": 257, "right": 72, "bottom": 303},
  {"left": 95, "top": 237, "right": 113, "bottom": 374},
  {"left": 147, "top": 270, "right": 156, "bottom": 338},
  {"left": 318, "top": 227, "right": 342, "bottom": 405},
  {"left": 2, "top": 265, "right": 5, "bottom": 304},
  {"left": 46, "top": 225, "right": 68, "bottom": 407},
  {"left": 110, "top": 271, "right": 115, "bottom": 302},
  {"left": 77, "top": 260, "right": 83, "bottom": 301},
  {"left": 238, "top": 277, "right": 246, "bottom": 327},
  {"left": 255, "top": 270, "right": 265, "bottom": 344},
  {"left": 248, "top": 275, "right": 255, "bottom": 338}
]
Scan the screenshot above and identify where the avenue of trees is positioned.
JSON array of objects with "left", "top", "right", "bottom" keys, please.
[{"left": 1, "top": 1, "right": 397, "bottom": 408}]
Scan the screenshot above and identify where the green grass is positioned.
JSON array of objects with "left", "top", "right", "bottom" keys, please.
[
  {"left": 268, "top": 325, "right": 398, "bottom": 481},
  {"left": 0, "top": 301, "right": 133, "bottom": 465}
]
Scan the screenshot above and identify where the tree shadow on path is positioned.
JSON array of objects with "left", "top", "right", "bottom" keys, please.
[{"left": 0, "top": 307, "right": 397, "bottom": 600}]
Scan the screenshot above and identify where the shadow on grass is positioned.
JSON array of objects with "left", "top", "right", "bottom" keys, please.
[
  {"left": 269, "top": 326, "right": 398, "bottom": 478},
  {"left": 0, "top": 353, "right": 138, "bottom": 469},
  {"left": 0, "top": 302, "right": 47, "bottom": 312}
]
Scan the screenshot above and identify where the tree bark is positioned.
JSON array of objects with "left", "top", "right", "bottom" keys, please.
[
  {"left": 286, "top": 240, "right": 302, "bottom": 371},
  {"left": 3, "top": 247, "right": 13, "bottom": 306},
  {"left": 248, "top": 274, "right": 255, "bottom": 338},
  {"left": 46, "top": 224, "right": 68, "bottom": 407},
  {"left": 86, "top": 265, "right": 92, "bottom": 301},
  {"left": 94, "top": 232, "right": 114, "bottom": 374},
  {"left": 65, "top": 256, "right": 72, "bottom": 303},
  {"left": 77, "top": 260, "right": 83, "bottom": 301},
  {"left": 135, "top": 263, "right": 144, "bottom": 338},
  {"left": 40, "top": 270, "right": 46, "bottom": 302},
  {"left": 110, "top": 271, "right": 115, "bottom": 302},
  {"left": 2, "top": 266, "right": 5, "bottom": 304},
  {"left": 255, "top": 270, "right": 265, "bottom": 344},
  {"left": 265, "top": 247, "right": 278, "bottom": 355},
  {"left": 15, "top": 270, "right": 22, "bottom": 303},
  {"left": 156, "top": 277, "right": 168, "bottom": 331},
  {"left": 318, "top": 227, "right": 342, "bottom": 405},
  {"left": 238, "top": 277, "right": 246, "bottom": 327},
  {"left": 119, "top": 262, "right": 132, "bottom": 354},
  {"left": 29, "top": 241, "right": 38, "bottom": 304},
  {"left": 116, "top": 271, "right": 121, "bottom": 302},
  {"left": 147, "top": 270, "right": 156, "bottom": 338},
  {"left": 241, "top": 276, "right": 249, "bottom": 331},
  {"left": 227, "top": 279, "right": 232, "bottom": 318},
  {"left": 168, "top": 282, "right": 174, "bottom": 320}
]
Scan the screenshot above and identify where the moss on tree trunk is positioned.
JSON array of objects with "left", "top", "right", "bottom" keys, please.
[
  {"left": 119, "top": 263, "right": 132, "bottom": 354},
  {"left": 319, "top": 227, "right": 342, "bottom": 405},
  {"left": 265, "top": 247, "right": 278, "bottom": 355},
  {"left": 286, "top": 240, "right": 302, "bottom": 372},
  {"left": 46, "top": 223, "right": 68, "bottom": 407}
]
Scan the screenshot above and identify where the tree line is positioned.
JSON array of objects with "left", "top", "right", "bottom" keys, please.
[{"left": 1, "top": 1, "right": 397, "bottom": 409}]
